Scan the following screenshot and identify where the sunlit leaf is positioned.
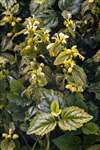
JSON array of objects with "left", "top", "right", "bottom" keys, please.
[
  {"left": 50, "top": 100, "right": 62, "bottom": 117},
  {"left": 54, "top": 51, "right": 69, "bottom": 65},
  {"left": 58, "top": 106, "right": 93, "bottom": 131},
  {"left": 27, "top": 113, "right": 56, "bottom": 136},
  {"left": 66, "top": 65, "right": 87, "bottom": 92}
]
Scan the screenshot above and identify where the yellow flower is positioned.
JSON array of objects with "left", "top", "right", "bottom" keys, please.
[
  {"left": 12, "top": 134, "right": 19, "bottom": 140},
  {"left": 88, "top": 0, "right": 94, "bottom": 3},
  {"left": 66, "top": 83, "right": 77, "bottom": 92},
  {"left": 47, "top": 43, "right": 54, "bottom": 50},
  {"left": 52, "top": 32, "right": 69, "bottom": 44},
  {"left": 68, "top": 67, "right": 73, "bottom": 73},
  {"left": 24, "top": 17, "right": 40, "bottom": 33}
]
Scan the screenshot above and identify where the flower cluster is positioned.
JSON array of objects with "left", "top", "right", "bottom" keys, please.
[
  {"left": 47, "top": 32, "right": 69, "bottom": 57},
  {"left": 30, "top": 63, "right": 47, "bottom": 87},
  {"left": 2, "top": 129, "right": 19, "bottom": 140}
]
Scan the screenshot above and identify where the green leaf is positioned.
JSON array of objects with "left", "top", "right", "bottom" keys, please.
[
  {"left": 34, "top": 0, "right": 48, "bottom": 4},
  {"left": 92, "top": 51, "right": 100, "bottom": 63},
  {"left": 9, "top": 79, "right": 23, "bottom": 94},
  {"left": 53, "top": 134, "right": 82, "bottom": 150},
  {"left": 83, "top": 135, "right": 99, "bottom": 149},
  {"left": 58, "top": 0, "right": 82, "bottom": 14},
  {"left": 10, "top": 3, "right": 19, "bottom": 14},
  {"left": 65, "top": 93, "right": 88, "bottom": 110},
  {"left": 89, "top": 81, "right": 100, "bottom": 100},
  {"left": 50, "top": 100, "right": 62, "bottom": 117},
  {"left": 0, "top": 56, "right": 9, "bottom": 67},
  {"left": 37, "top": 10, "right": 58, "bottom": 28},
  {"left": 87, "top": 101, "right": 98, "bottom": 121},
  {"left": 66, "top": 65, "right": 87, "bottom": 92},
  {"left": 7, "top": 79, "right": 24, "bottom": 104},
  {"left": 86, "top": 51, "right": 100, "bottom": 67},
  {"left": 72, "top": 65, "right": 87, "bottom": 88},
  {"left": 27, "top": 113, "right": 56, "bottom": 136},
  {"left": 30, "top": 0, "right": 55, "bottom": 12},
  {"left": 87, "top": 144, "right": 100, "bottom": 150},
  {"left": 1, "top": 36, "right": 13, "bottom": 51},
  {"left": 95, "top": 66, "right": 100, "bottom": 81},
  {"left": 82, "top": 122, "right": 99, "bottom": 135},
  {"left": 48, "top": 44, "right": 63, "bottom": 57},
  {"left": 0, "top": 54, "right": 15, "bottom": 65},
  {"left": 54, "top": 51, "right": 69, "bottom": 65},
  {"left": 0, "top": 71, "right": 8, "bottom": 103},
  {"left": 58, "top": 106, "right": 93, "bottom": 131},
  {"left": 31, "top": 88, "right": 64, "bottom": 112},
  {"left": 87, "top": 51, "right": 100, "bottom": 100},
  {"left": 30, "top": 0, "right": 57, "bottom": 28},
  {"left": 0, "top": 0, "right": 13, "bottom": 9},
  {"left": 7, "top": 105, "right": 26, "bottom": 123},
  {"left": 0, "top": 139, "right": 15, "bottom": 150},
  {"left": 58, "top": 0, "right": 74, "bottom": 10}
]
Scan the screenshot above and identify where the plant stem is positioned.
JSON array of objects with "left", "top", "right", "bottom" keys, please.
[{"left": 45, "top": 134, "right": 50, "bottom": 150}]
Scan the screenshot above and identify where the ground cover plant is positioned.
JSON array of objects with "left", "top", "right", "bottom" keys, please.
[{"left": 0, "top": 0, "right": 100, "bottom": 149}]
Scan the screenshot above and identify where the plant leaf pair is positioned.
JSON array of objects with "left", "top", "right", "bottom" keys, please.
[{"left": 27, "top": 106, "right": 93, "bottom": 136}]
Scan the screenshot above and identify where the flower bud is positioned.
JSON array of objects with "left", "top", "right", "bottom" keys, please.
[
  {"left": 7, "top": 135, "right": 12, "bottom": 139},
  {"left": 2, "top": 133, "right": 8, "bottom": 138},
  {"left": 17, "top": 17, "right": 22, "bottom": 22},
  {"left": 12, "top": 134, "right": 19, "bottom": 140},
  {"left": 68, "top": 67, "right": 72, "bottom": 73},
  {"left": 9, "top": 128, "right": 13, "bottom": 135},
  {"left": 7, "top": 32, "right": 13, "bottom": 37},
  {"left": 11, "top": 21, "right": 16, "bottom": 26}
]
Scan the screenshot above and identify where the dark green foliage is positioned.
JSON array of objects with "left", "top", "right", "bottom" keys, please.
[{"left": 0, "top": 0, "right": 100, "bottom": 149}]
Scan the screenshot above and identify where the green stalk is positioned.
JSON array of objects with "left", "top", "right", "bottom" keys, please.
[{"left": 45, "top": 134, "right": 50, "bottom": 150}]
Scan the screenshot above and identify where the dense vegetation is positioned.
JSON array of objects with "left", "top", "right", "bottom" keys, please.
[{"left": 0, "top": 0, "right": 100, "bottom": 149}]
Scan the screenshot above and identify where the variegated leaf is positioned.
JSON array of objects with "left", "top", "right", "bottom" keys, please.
[
  {"left": 27, "top": 113, "right": 56, "bottom": 136},
  {"left": 58, "top": 106, "right": 93, "bottom": 131}
]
